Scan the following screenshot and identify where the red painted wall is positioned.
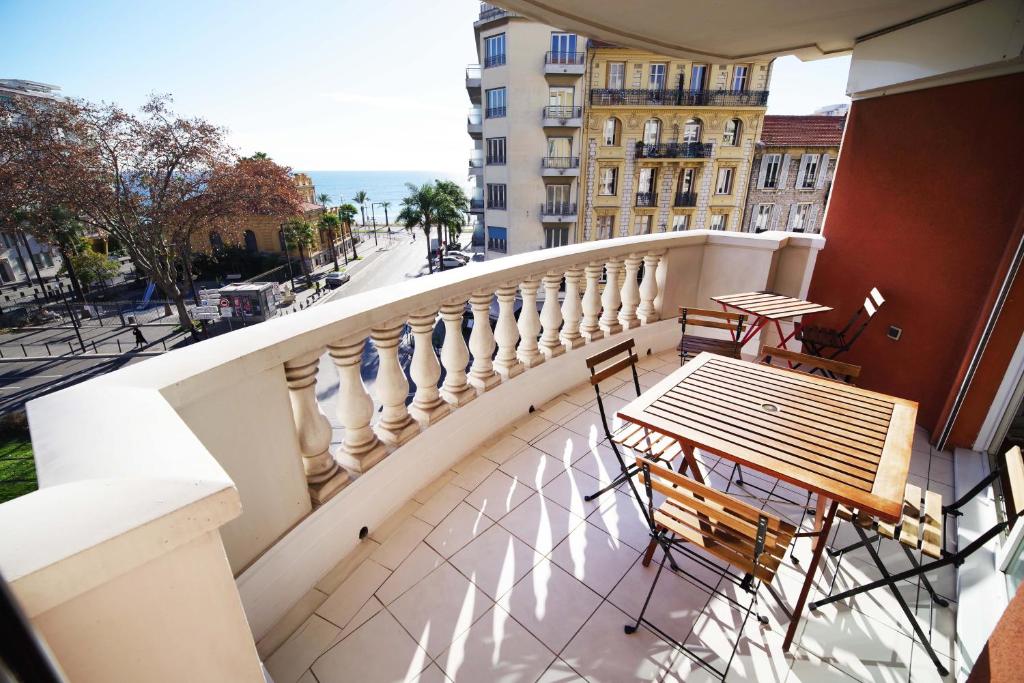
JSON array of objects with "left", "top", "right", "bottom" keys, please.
[{"left": 807, "top": 72, "right": 1024, "bottom": 440}]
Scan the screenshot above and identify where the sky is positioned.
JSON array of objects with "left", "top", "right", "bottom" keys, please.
[{"left": 1, "top": 0, "right": 850, "bottom": 176}]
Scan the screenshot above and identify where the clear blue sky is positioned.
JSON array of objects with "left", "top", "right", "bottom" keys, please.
[{"left": 1, "top": 0, "right": 850, "bottom": 175}]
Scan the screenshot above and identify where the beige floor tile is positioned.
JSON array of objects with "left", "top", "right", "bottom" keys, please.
[
  {"left": 532, "top": 426, "right": 600, "bottom": 469},
  {"left": 784, "top": 648, "right": 856, "bottom": 683},
  {"left": 562, "top": 380, "right": 603, "bottom": 407},
  {"left": 376, "top": 543, "right": 445, "bottom": 605},
  {"left": 316, "top": 558, "right": 391, "bottom": 628},
  {"left": 414, "top": 482, "right": 469, "bottom": 526},
  {"left": 265, "top": 614, "right": 339, "bottom": 683},
  {"left": 512, "top": 412, "right": 556, "bottom": 442},
  {"left": 540, "top": 398, "right": 586, "bottom": 424},
  {"left": 331, "top": 595, "right": 383, "bottom": 645},
  {"left": 570, "top": 439, "right": 624, "bottom": 486},
  {"left": 497, "top": 559, "right": 603, "bottom": 652},
  {"left": 480, "top": 432, "right": 530, "bottom": 465},
  {"left": 607, "top": 556, "right": 717, "bottom": 643},
  {"left": 372, "top": 516, "right": 434, "bottom": 570},
  {"left": 500, "top": 445, "right": 569, "bottom": 490},
  {"left": 538, "top": 467, "right": 611, "bottom": 520},
  {"left": 463, "top": 470, "right": 534, "bottom": 521},
  {"left": 549, "top": 521, "right": 639, "bottom": 597},
  {"left": 586, "top": 488, "right": 655, "bottom": 553},
  {"left": 560, "top": 408, "right": 608, "bottom": 440},
  {"left": 257, "top": 587, "right": 329, "bottom": 660},
  {"left": 371, "top": 499, "right": 424, "bottom": 544},
  {"left": 795, "top": 603, "right": 913, "bottom": 682},
  {"left": 424, "top": 502, "right": 494, "bottom": 558},
  {"left": 315, "top": 538, "right": 381, "bottom": 595},
  {"left": 536, "top": 658, "right": 587, "bottom": 682},
  {"left": 499, "top": 491, "right": 586, "bottom": 554},
  {"left": 908, "top": 642, "right": 955, "bottom": 683},
  {"left": 560, "top": 600, "right": 677, "bottom": 682},
  {"left": 388, "top": 562, "right": 494, "bottom": 658},
  {"left": 296, "top": 670, "right": 318, "bottom": 683},
  {"left": 312, "top": 610, "right": 432, "bottom": 683},
  {"left": 414, "top": 470, "right": 457, "bottom": 504},
  {"left": 451, "top": 455, "right": 500, "bottom": 491},
  {"left": 437, "top": 604, "right": 556, "bottom": 682},
  {"left": 450, "top": 524, "right": 545, "bottom": 600}
]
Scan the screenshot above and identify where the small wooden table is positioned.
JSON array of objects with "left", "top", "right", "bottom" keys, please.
[
  {"left": 617, "top": 352, "right": 916, "bottom": 651},
  {"left": 712, "top": 291, "right": 832, "bottom": 351}
]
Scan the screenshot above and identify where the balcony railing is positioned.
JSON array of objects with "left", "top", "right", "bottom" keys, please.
[
  {"left": 544, "top": 51, "right": 586, "bottom": 65},
  {"left": 487, "top": 198, "right": 506, "bottom": 209},
  {"left": 483, "top": 53, "right": 506, "bottom": 68},
  {"left": 636, "top": 192, "right": 658, "bottom": 207},
  {"left": 485, "top": 106, "right": 506, "bottom": 118},
  {"left": 469, "top": 198, "right": 485, "bottom": 210},
  {"left": 466, "top": 65, "right": 481, "bottom": 81},
  {"left": 469, "top": 158, "right": 483, "bottom": 168},
  {"left": 540, "top": 202, "right": 577, "bottom": 216},
  {"left": 541, "top": 156, "right": 580, "bottom": 170},
  {"left": 486, "top": 155, "right": 505, "bottom": 165},
  {"left": 635, "top": 141, "right": 713, "bottom": 159},
  {"left": 590, "top": 88, "right": 770, "bottom": 107},
  {"left": 478, "top": 3, "right": 508, "bottom": 22},
  {"left": 674, "top": 191, "right": 697, "bottom": 207},
  {"left": 542, "top": 105, "right": 582, "bottom": 120},
  {"left": 467, "top": 108, "right": 482, "bottom": 125}
]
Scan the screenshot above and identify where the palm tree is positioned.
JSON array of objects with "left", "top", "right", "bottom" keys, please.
[
  {"left": 282, "top": 218, "right": 316, "bottom": 287},
  {"left": 434, "top": 180, "right": 469, "bottom": 253},
  {"left": 381, "top": 201, "right": 391, "bottom": 230},
  {"left": 338, "top": 203, "right": 359, "bottom": 259},
  {"left": 353, "top": 190, "right": 369, "bottom": 227},
  {"left": 316, "top": 192, "right": 332, "bottom": 208},
  {"left": 318, "top": 212, "right": 341, "bottom": 271},
  {"left": 400, "top": 182, "right": 444, "bottom": 272}
]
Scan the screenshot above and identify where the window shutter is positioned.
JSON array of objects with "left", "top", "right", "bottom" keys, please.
[
  {"left": 795, "top": 154, "right": 809, "bottom": 189},
  {"left": 770, "top": 205, "right": 780, "bottom": 230},
  {"left": 807, "top": 205, "right": 819, "bottom": 232},
  {"left": 787, "top": 205, "right": 798, "bottom": 229},
  {"left": 816, "top": 153, "right": 831, "bottom": 189},
  {"left": 756, "top": 156, "right": 769, "bottom": 189},
  {"left": 778, "top": 154, "right": 791, "bottom": 189}
]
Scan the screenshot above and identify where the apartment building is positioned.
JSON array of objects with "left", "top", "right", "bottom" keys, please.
[{"left": 742, "top": 115, "right": 844, "bottom": 233}]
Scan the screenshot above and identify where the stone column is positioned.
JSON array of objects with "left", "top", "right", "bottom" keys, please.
[
  {"left": 538, "top": 272, "right": 565, "bottom": 359},
  {"left": 599, "top": 257, "right": 624, "bottom": 335},
  {"left": 328, "top": 335, "right": 388, "bottom": 473},
  {"left": 284, "top": 350, "right": 350, "bottom": 503},
  {"left": 371, "top": 320, "right": 418, "bottom": 446},
  {"left": 560, "top": 266, "right": 584, "bottom": 350},
  {"left": 468, "top": 290, "right": 500, "bottom": 392},
  {"left": 618, "top": 253, "right": 643, "bottom": 330},
  {"left": 516, "top": 277, "right": 544, "bottom": 368},
  {"left": 408, "top": 308, "right": 449, "bottom": 426},
  {"left": 493, "top": 284, "right": 524, "bottom": 379},
  {"left": 439, "top": 299, "right": 476, "bottom": 406},
  {"left": 637, "top": 251, "right": 664, "bottom": 325},
  {"left": 580, "top": 261, "right": 604, "bottom": 342}
]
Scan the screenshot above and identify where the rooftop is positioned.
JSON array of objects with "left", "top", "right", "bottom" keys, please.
[{"left": 760, "top": 115, "right": 846, "bottom": 148}]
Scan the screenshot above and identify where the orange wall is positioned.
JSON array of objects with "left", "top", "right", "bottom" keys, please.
[{"left": 807, "top": 72, "right": 1024, "bottom": 442}]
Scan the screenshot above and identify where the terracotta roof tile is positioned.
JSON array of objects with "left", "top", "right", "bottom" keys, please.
[{"left": 761, "top": 115, "right": 845, "bottom": 147}]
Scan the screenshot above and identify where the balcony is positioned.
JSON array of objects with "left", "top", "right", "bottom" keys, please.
[
  {"left": 483, "top": 53, "right": 506, "bottom": 68},
  {"left": 485, "top": 106, "right": 506, "bottom": 119},
  {"left": 541, "top": 105, "right": 582, "bottom": 127},
  {"left": 590, "top": 88, "right": 770, "bottom": 107},
  {"left": 635, "top": 191, "right": 658, "bottom": 207},
  {"left": 475, "top": 2, "right": 513, "bottom": 26},
  {"left": 539, "top": 202, "right": 578, "bottom": 222},
  {"left": 466, "top": 107, "right": 482, "bottom": 138},
  {"left": 465, "top": 65, "right": 481, "bottom": 101},
  {"left": 544, "top": 51, "right": 586, "bottom": 76},
  {"left": 636, "top": 141, "right": 713, "bottom": 159},
  {"left": 468, "top": 158, "right": 482, "bottom": 176},
  {"left": 468, "top": 197, "right": 484, "bottom": 213},
  {"left": 541, "top": 156, "right": 580, "bottom": 177},
  {"left": 674, "top": 191, "right": 697, "bottom": 207}
]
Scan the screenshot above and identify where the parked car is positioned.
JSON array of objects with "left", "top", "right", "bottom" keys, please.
[
  {"left": 446, "top": 252, "right": 471, "bottom": 264},
  {"left": 324, "top": 271, "right": 351, "bottom": 289},
  {"left": 432, "top": 256, "right": 467, "bottom": 270}
]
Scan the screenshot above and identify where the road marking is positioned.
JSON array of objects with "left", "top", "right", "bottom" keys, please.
[{"left": 0, "top": 386, "right": 22, "bottom": 390}]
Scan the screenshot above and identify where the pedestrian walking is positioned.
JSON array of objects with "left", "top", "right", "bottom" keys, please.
[{"left": 132, "top": 324, "right": 147, "bottom": 348}]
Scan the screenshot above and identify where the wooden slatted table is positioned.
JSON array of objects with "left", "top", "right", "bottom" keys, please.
[
  {"left": 712, "top": 290, "right": 832, "bottom": 351},
  {"left": 617, "top": 352, "right": 917, "bottom": 652}
]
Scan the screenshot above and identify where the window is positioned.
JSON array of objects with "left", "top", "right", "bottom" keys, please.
[
  {"left": 545, "top": 184, "right": 571, "bottom": 211},
  {"left": 550, "top": 32, "right": 577, "bottom": 62},
  {"left": 547, "top": 86, "right": 574, "bottom": 117},
  {"left": 596, "top": 214, "right": 615, "bottom": 240},
  {"left": 715, "top": 167, "right": 734, "bottom": 194},
  {"left": 637, "top": 167, "right": 656, "bottom": 194},
  {"left": 642, "top": 118, "right": 661, "bottom": 145},
  {"left": 760, "top": 153, "right": 782, "bottom": 189},
  {"left": 607, "top": 62, "right": 625, "bottom": 89},
  {"left": 671, "top": 214, "right": 689, "bottom": 231},
  {"left": 709, "top": 214, "right": 727, "bottom": 230},
  {"left": 690, "top": 64, "right": 707, "bottom": 91},
  {"left": 648, "top": 63, "right": 667, "bottom": 90},
  {"left": 602, "top": 117, "right": 620, "bottom": 145},
  {"left": 678, "top": 168, "right": 696, "bottom": 195},
  {"left": 633, "top": 214, "right": 653, "bottom": 235},
  {"left": 483, "top": 33, "right": 506, "bottom": 67},
  {"left": 723, "top": 118, "right": 741, "bottom": 146},
  {"left": 487, "top": 226, "right": 507, "bottom": 253},
  {"left": 486, "top": 183, "right": 506, "bottom": 209},
  {"left": 485, "top": 87, "right": 506, "bottom": 117},
  {"left": 545, "top": 226, "right": 570, "bottom": 248},
  {"left": 789, "top": 203, "right": 812, "bottom": 231},
  {"left": 753, "top": 204, "right": 773, "bottom": 232},
  {"left": 797, "top": 154, "right": 820, "bottom": 189},
  {"left": 599, "top": 167, "right": 618, "bottom": 195},
  {"left": 682, "top": 118, "right": 702, "bottom": 143},
  {"left": 546, "top": 137, "right": 572, "bottom": 160},
  {"left": 210, "top": 231, "right": 224, "bottom": 250},
  {"left": 486, "top": 137, "right": 506, "bottom": 164},
  {"left": 731, "top": 65, "right": 749, "bottom": 91}
]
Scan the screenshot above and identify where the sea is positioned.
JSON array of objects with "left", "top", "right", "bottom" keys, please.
[{"left": 301, "top": 170, "right": 467, "bottom": 217}]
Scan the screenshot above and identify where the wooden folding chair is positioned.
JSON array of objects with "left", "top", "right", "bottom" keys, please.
[
  {"left": 583, "top": 338, "right": 683, "bottom": 503},
  {"left": 626, "top": 457, "right": 797, "bottom": 680},
  {"left": 677, "top": 307, "right": 746, "bottom": 366},
  {"left": 814, "top": 446, "right": 1024, "bottom": 677},
  {"left": 798, "top": 287, "right": 884, "bottom": 360}
]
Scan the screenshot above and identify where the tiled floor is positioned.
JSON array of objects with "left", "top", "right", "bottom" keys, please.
[{"left": 265, "top": 348, "right": 959, "bottom": 683}]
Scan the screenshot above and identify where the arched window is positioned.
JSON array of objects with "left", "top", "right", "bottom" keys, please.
[
  {"left": 682, "top": 118, "right": 702, "bottom": 144},
  {"left": 244, "top": 229, "right": 258, "bottom": 254},
  {"left": 723, "top": 118, "right": 741, "bottom": 146},
  {"left": 209, "top": 231, "right": 224, "bottom": 251},
  {"left": 642, "top": 118, "right": 661, "bottom": 145},
  {"left": 671, "top": 123, "right": 680, "bottom": 143},
  {"left": 602, "top": 117, "right": 620, "bottom": 146}
]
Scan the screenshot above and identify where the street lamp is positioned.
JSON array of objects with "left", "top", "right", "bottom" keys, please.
[{"left": 278, "top": 225, "right": 296, "bottom": 289}]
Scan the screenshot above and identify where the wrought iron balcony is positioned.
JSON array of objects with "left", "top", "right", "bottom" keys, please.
[
  {"left": 674, "top": 191, "right": 697, "bottom": 207},
  {"left": 483, "top": 53, "right": 506, "bottom": 68},
  {"left": 540, "top": 202, "right": 577, "bottom": 218},
  {"left": 636, "top": 141, "right": 713, "bottom": 159},
  {"left": 486, "top": 155, "right": 505, "bottom": 165},
  {"left": 590, "top": 88, "right": 770, "bottom": 107},
  {"left": 485, "top": 106, "right": 506, "bottom": 118},
  {"left": 542, "top": 156, "right": 579, "bottom": 169},
  {"left": 542, "top": 105, "right": 582, "bottom": 122},
  {"left": 635, "top": 192, "right": 658, "bottom": 207},
  {"left": 545, "top": 51, "right": 586, "bottom": 65},
  {"left": 477, "top": 3, "right": 508, "bottom": 22}
]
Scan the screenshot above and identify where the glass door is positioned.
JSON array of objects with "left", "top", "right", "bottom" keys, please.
[
  {"left": 607, "top": 62, "right": 625, "bottom": 89},
  {"left": 550, "top": 33, "right": 577, "bottom": 63},
  {"left": 638, "top": 167, "right": 655, "bottom": 194},
  {"left": 548, "top": 87, "right": 574, "bottom": 118},
  {"left": 546, "top": 184, "right": 571, "bottom": 213},
  {"left": 546, "top": 137, "right": 572, "bottom": 167}
]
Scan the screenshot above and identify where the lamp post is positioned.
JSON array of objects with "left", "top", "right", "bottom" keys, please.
[
  {"left": 279, "top": 225, "right": 295, "bottom": 289},
  {"left": 369, "top": 204, "right": 379, "bottom": 246}
]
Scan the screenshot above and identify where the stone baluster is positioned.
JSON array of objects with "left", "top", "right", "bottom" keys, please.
[
  {"left": 468, "top": 290, "right": 500, "bottom": 391},
  {"left": 637, "top": 251, "right": 664, "bottom": 325},
  {"left": 516, "top": 277, "right": 544, "bottom": 368},
  {"left": 285, "top": 350, "right": 351, "bottom": 503},
  {"left": 560, "top": 266, "right": 584, "bottom": 350},
  {"left": 493, "top": 284, "right": 523, "bottom": 379},
  {"left": 371, "top": 320, "right": 419, "bottom": 446},
  {"left": 439, "top": 299, "right": 476, "bottom": 406},
  {"left": 580, "top": 262, "right": 604, "bottom": 342},
  {"left": 408, "top": 308, "right": 449, "bottom": 426},
  {"left": 538, "top": 272, "right": 565, "bottom": 359},
  {"left": 328, "top": 335, "right": 387, "bottom": 473},
  {"left": 618, "top": 253, "right": 643, "bottom": 330},
  {"left": 599, "top": 257, "right": 623, "bottom": 335}
]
